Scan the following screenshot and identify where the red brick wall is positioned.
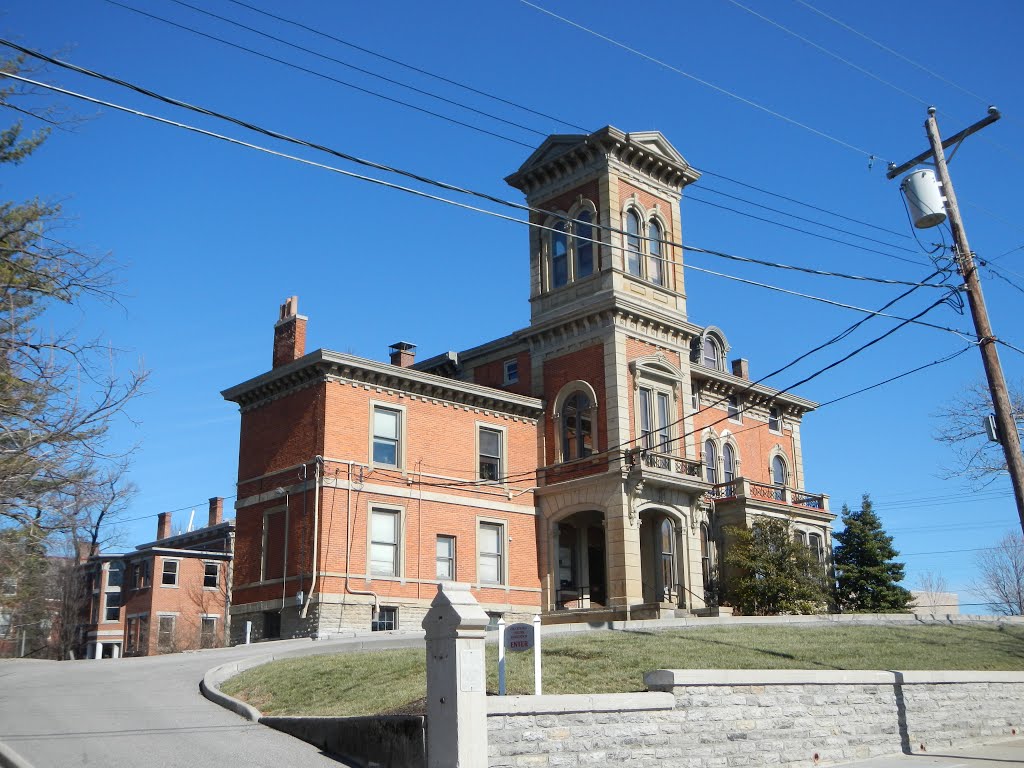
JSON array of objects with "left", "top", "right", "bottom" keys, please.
[
  {"left": 540, "top": 344, "right": 606, "bottom": 478},
  {"left": 468, "top": 350, "right": 533, "bottom": 396},
  {"left": 237, "top": 384, "right": 324, "bottom": 482}
]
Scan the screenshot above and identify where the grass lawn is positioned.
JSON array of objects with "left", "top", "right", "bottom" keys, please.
[{"left": 220, "top": 623, "right": 1024, "bottom": 717}]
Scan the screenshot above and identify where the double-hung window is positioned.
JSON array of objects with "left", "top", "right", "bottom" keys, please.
[
  {"left": 200, "top": 617, "right": 217, "bottom": 648},
  {"left": 768, "top": 406, "right": 782, "bottom": 433},
  {"left": 161, "top": 559, "right": 178, "bottom": 587},
  {"left": 203, "top": 562, "right": 219, "bottom": 589},
  {"left": 503, "top": 359, "right": 519, "bottom": 384},
  {"left": 727, "top": 395, "right": 741, "bottom": 422},
  {"left": 372, "top": 406, "right": 402, "bottom": 468},
  {"left": 704, "top": 440, "right": 718, "bottom": 484},
  {"left": 639, "top": 387, "right": 672, "bottom": 452},
  {"left": 551, "top": 221, "right": 569, "bottom": 288},
  {"left": 625, "top": 210, "right": 642, "bottom": 276},
  {"left": 370, "top": 508, "right": 400, "bottom": 578},
  {"left": 478, "top": 522, "right": 504, "bottom": 585},
  {"left": 157, "top": 615, "right": 175, "bottom": 651},
  {"left": 478, "top": 426, "right": 503, "bottom": 481},
  {"left": 561, "top": 391, "right": 594, "bottom": 461},
  {"left": 104, "top": 592, "right": 120, "bottom": 622},
  {"left": 436, "top": 535, "right": 455, "bottom": 581}
]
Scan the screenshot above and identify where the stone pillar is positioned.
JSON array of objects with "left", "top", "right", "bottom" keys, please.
[
  {"left": 421, "top": 582, "right": 489, "bottom": 768},
  {"left": 94, "top": 642, "right": 103, "bottom": 659},
  {"left": 111, "top": 644, "right": 120, "bottom": 659}
]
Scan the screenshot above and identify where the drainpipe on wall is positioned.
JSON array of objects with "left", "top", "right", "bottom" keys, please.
[
  {"left": 344, "top": 461, "right": 379, "bottom": 619},
  {"left": 299, "top": 456, "right": 323, "bottom": 620}
]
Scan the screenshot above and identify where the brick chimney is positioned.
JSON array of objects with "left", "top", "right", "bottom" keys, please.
[
  {"left": 208, "top": 496, "right": 224, "bottom": 527},
  {"left": 157, "top": 511, "right": 172, "bottom": 540},
  {"left": 389, "top": 341, "right": 416, "bottom": 368},
  {"left": 75, "top": 541, "right": 95, "bottom": 564},
  {"left": 731, "top": 358, "right": 750, "bottom": 380},
  {"left": 273, "top": 295, "right": 307, "bottom": 368}
]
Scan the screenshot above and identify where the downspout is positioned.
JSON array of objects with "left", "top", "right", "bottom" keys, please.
[
  {"left": 299, "top": 456, "right": 322, "bottom": 620},
  {"left": 344, "top": 462, "right": 379, "bottom": 619}
]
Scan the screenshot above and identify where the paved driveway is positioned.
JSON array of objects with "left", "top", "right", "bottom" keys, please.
[{"left": 0, "top": 635, "right": 424, "bottom": 768}]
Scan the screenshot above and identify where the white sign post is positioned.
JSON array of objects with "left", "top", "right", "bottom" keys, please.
[
  {"left": 533, "top": 614, "right": 542, "bottom": 695},
  {"left": 497, "top": 618, "right": 506, "bottom": 696},
  {"left": 500, "top": 619, "right": 541, "bottom": 695}
]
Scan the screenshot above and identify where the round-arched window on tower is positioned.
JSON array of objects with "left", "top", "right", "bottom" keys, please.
[
  {"left": 704, "top": 439, "right": 718, "bottom": 484},
  {"left": 575, "top": 210, "right": 594, "bottom": 278},
  {"left": 561, "top": 391, "right": 594, "bottom": 460}
]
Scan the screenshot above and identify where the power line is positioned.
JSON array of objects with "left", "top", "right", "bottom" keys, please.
[
  {"left": 163, "top": 0, "right": 549, "bottom": 138},
  {"left": 693, "top": 184, "right": 920, "bottom": 254},
  {"left": 223, "top": 0, "right": 592, "bottom": 133},
  {"left": 99, "top": 1, "right": 935, "bottom": 265},
  {"left": 1, "top": 44, "right": 964, "bottom": 298},
  {"left": 687, "top": 193, "right": 929, "bottom": 266},
  {"left": 516, "top": 0, "right": 887, "bottom": 163},
  {"left": 103, "top": 2, "right": 924, "bottom": 265},
  {"left": 722, "top": 0, "right": 931, "bottom": 109},
  {"left": 203, "top": 0, "right": 925, "bottom": 248},
  {"left": 102, "top": 0, "right": 537, "bottom": 149},
  {"left": 693, "top": 167, "right": 912, "bottom": 241}
]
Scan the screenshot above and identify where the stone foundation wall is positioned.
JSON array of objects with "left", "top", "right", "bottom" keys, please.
[{"left": 486, "top": 671, "right": 1024, "bottom": 768}]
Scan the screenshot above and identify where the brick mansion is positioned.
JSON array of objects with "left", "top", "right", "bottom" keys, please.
[{"left": 222, "top": 126, "right": 834, "bottom": 640}]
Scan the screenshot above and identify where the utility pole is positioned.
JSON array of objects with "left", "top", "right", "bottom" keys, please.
[{"left": 888, "top": 107, "right": 1024, "bottom": 537}]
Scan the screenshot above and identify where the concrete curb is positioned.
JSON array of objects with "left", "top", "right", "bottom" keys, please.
[
  {"left": 0, "top": 740, "right": 33, "bottom": 768},
  {"left": 200, "top": 634, "right": 428, "bottom": 721},
  {"left": 200, "top": 655, "right": 272, "bottom": 721}
]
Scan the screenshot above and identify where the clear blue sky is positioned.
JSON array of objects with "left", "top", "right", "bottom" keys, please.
[{"left": 5, "top": 0, "right": 1022, "bottom": 606}]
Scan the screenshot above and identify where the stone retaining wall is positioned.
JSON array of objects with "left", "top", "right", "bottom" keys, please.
[{"left": 486, "top": 671, "right": 1024, "bottom": 768}]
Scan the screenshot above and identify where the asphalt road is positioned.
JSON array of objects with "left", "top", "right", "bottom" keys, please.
[{"left": 0, "top": 635, "right": 424, "bottom": 768}]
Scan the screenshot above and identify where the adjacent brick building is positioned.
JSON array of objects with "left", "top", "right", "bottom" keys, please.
[
  {"left": 223, "top": 126, "right": 833, "bottom": 640},
  {"left": 77, "top": 497, "right": 234, "bottom": 658}
]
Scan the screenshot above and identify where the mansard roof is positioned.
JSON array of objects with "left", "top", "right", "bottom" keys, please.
[{"left": 505, "top": 125, "right": 701, "bottom": 193}]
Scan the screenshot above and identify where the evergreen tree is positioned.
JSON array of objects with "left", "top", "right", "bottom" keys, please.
[
  {"left": 723, "top": 516, "right": 830, "bottom": 615},
  {"left": 833, "top": 494, "right": 912, "bottom": 612}
]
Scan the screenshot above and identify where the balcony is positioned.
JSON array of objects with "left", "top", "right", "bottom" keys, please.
[
  {"left": 711, "top": 478, "right": 830, "bottom": 514},
  {"left": 639, "top": 449, "right": 703, "bottom": 478}
]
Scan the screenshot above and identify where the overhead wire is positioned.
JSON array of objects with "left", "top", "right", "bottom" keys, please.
[
  {"left": 516, "top": 0, "right": 887, "bottom": 163},
  {"left": 0, "top": 43, "right": 966, "bottom": 299},
  {"left": 222, "top": 0, "right": 593, "bottom": 133},
  {"left": 162, "top": 0, "right": 550, "bottom": 139},
  {"left": 101, "top": 0, "right": 537, "bottom": 148},
  {"left": 102, "top": 1, "right": 925, "bottom": 260}
]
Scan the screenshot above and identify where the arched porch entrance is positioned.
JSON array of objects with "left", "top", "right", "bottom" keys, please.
[
  {"left": 639, "top": 508, "right": 685, "bottom": 608},
  {"left": 553, "top": 510, "right": 607, "bottom": 610}
]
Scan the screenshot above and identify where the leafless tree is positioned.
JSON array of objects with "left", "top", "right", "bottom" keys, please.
[
  {"left": 971, "top": 532, "right": 1024, "bottom": 616},
  {"left": 933, "top": 380, "right": 1024, "bottom": 487}
]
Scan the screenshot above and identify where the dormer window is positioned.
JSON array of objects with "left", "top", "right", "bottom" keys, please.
[{"left": 702, "top": 337, "right": 721, "bottom": 369}]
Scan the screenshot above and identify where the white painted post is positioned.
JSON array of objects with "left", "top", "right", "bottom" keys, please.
[
  {"left": 94, "top": 642, "right": 103, "bottom": 659},
  {"left": 497, "top": 617, "right": 506, "bottom": 696},
  {"left": 244, "top": 620, "right": 252, "bottom": 645},
  {"left": 533, "top": 613, "right": 542, "bottom": 695},
  {"left": 111, "top": 643, "right": 120, "bottom": 660},
  {"left": 422, "top": 582, "right": 489, "bottom": 768}
]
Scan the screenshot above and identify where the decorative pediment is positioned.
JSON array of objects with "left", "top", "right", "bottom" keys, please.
[{"left": 625, "top": 131, "right": 690, "bottom": 168}]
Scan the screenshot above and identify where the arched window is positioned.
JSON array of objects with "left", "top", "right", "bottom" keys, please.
[
  {"left": 562, "top": 391, "right": 594, "bottom": 461},
  {"left": 551, "top": 221, "right": 569, "bottom": 288},
  {"left": 772, "top": 455, "right": 788, "bottom": 486},
  {"left": 723, "top": 443, "right": 735, "bottom": 483},
  {"left": 575, "top": 210, "right": 594, "bottom": 278},
  {"left": 625, "top": 210, "right": 642, "bottom": 276},
  {"left": 648, "top": 220, "right": 664, "bottom": 286},
  {"left": 771, "top": 454, "right": 788, "bottom": 501},
  {"left": 808, "top": 532, "right": 824, "bottom": 565},
  {"left": 702, "top": 336, "right": 720, "bottom": 370},
  {"left": 704, "top": 439, "right": 718, "bottom": 484}
]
